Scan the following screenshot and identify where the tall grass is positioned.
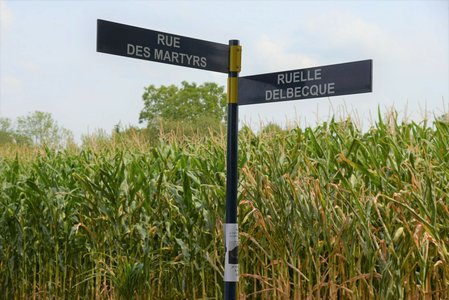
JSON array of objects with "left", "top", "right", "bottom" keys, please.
[{"left": 0, "top": 114, "right": 448, "bottom": 299}]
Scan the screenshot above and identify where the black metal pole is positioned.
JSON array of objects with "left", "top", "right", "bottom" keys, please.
[{"left": 224, "top": 39, "right": 241, "bottom": 300}]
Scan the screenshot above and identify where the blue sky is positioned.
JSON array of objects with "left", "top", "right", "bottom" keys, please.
[{"left": 1, "top": 0, "right": 448, "bottom": 140}]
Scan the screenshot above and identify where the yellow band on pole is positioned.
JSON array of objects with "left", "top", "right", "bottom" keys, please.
[
  {"left": 228, "top": 44, "right": 241, "bottom": 104},
  {"left": 227, "top": 77, "right": 238, "bottom": 104},
  {"left": 229, "top": 45, "right": 242, "bottom": 73}
]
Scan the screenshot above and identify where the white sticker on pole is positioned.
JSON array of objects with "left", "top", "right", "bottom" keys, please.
[{"left": 224, "top": 223, "right": 239, "bottom": 282}]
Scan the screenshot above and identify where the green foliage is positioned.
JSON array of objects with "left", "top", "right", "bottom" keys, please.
[
  {"left": 1, "top": 112, "right": 73, "bottom": 147},
  {"left": 16, "top": 111, "right": 73, "bottom": 147},
  {"left": 139, "top": 81, "right": 226, "bottom": 136},
  {"left": 0, "top": 114, "right": 448, "bottom": 299},
  {"left": 0, "top": 117, "right": 12, "bottom": 132},
  {"left": 0, "top": 117, "right": 31, "bottom": 145},
  {"left": 0, "top": 117, "right": 14, "bottom": 144}
]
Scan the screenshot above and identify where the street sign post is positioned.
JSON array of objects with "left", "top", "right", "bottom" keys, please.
[
  {"left": 239, "top": 60, "right": 372, "bottom": 105},
  {"left": 97, "top": 19, "right": 229, "bottom": 73},
  {"left": 224, "top": 40, "right": 241, "bottom": 299}
]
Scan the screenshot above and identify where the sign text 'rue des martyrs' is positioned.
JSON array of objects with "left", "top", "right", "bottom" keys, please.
[{"left": 97, "top": 19, "right": 229, "bottom": 73}]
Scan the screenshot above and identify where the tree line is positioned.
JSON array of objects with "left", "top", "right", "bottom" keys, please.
[
  {"left": 0, "top": 111, "right": 73, "bottom": 147},
  {"left": 1, "top": 81, "right": 228, "bottom": 147}
]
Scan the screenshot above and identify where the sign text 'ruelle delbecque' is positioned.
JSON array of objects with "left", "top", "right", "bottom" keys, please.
[
  {"left": 97, "top": 19, "right": 229, "bottom": 73},
  {"left": 238, "top": 60, "right": 372, "bottom": 105}
]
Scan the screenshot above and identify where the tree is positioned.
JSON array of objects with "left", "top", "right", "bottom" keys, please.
[
  {"left": 16, "top": 111, "right": 73, "bottom": 147},
  {"left": 139, "top": 81, "right": 226, "bottom": 135},
  {"left": 0, "top": 117, "right": 14, "bottom": 144},
  {"left": 0, "top": 117, "right": 31, "bottom": 145}
]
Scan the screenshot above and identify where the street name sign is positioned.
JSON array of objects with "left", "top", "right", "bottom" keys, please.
[
  {"left": 97, "top": 19, "right": 229, "bottom": 73},
  {"left": 238, "top": 60, "right": 372, "bottom": 105}
]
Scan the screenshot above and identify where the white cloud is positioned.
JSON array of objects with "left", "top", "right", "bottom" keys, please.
[
  {"left": 302, "top": 9, "right": 447, "bottom": 94},
  {"left": 304, "top": 10, "right": 401, "bottom": 59},
  {"left": 0, "top": 0, "right": 14, "bottom": 30},
  {"left": 252, "top": 35, "right": 318, "bottom": 72}
]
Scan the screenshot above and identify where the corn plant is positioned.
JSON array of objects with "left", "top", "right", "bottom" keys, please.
[{"left": 0, "top": 114, "right": 448, "bottom": 299}]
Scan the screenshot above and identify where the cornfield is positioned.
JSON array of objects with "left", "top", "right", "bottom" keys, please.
[{"left": 0, "top": 114, "right": 448, "bottom": 299}]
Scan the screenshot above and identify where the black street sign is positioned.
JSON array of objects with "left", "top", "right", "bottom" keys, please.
[
  {"left": 238, "top": 60, "right": 372, "bottom": 105},
  {"left": 97, "top": 19, "right": 229, "bottom": 73}
]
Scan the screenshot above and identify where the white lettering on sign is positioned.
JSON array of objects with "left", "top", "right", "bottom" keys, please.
[
  {"left": 277, "top": 69, "right": 322, "bottom": 85},
  {"left": 265, "top": 82, "right": 335, "bottom": 101},
  {"left": 127, "top": 44, "right": 151, "bottom": 58},
  {"left": 154, "top": 48, "right": 164, "bottom": 60},
  {"left": 263, "top": 67, "right": 337, "bottom": 102},
  {"left": 126, "top": 42, "right": 208, "bottom": 68},
  {"left": 153, "top": 48, "right": 207, "bottom": 68},
  {"left": 157, "top": 33, "right": 180, "bottom": 48},
  {"left": 183, "top": 53, "right": 193, "bottom": 65},
  {"left": 328, "top": 82, "right": 335, "bottom": 94}
]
